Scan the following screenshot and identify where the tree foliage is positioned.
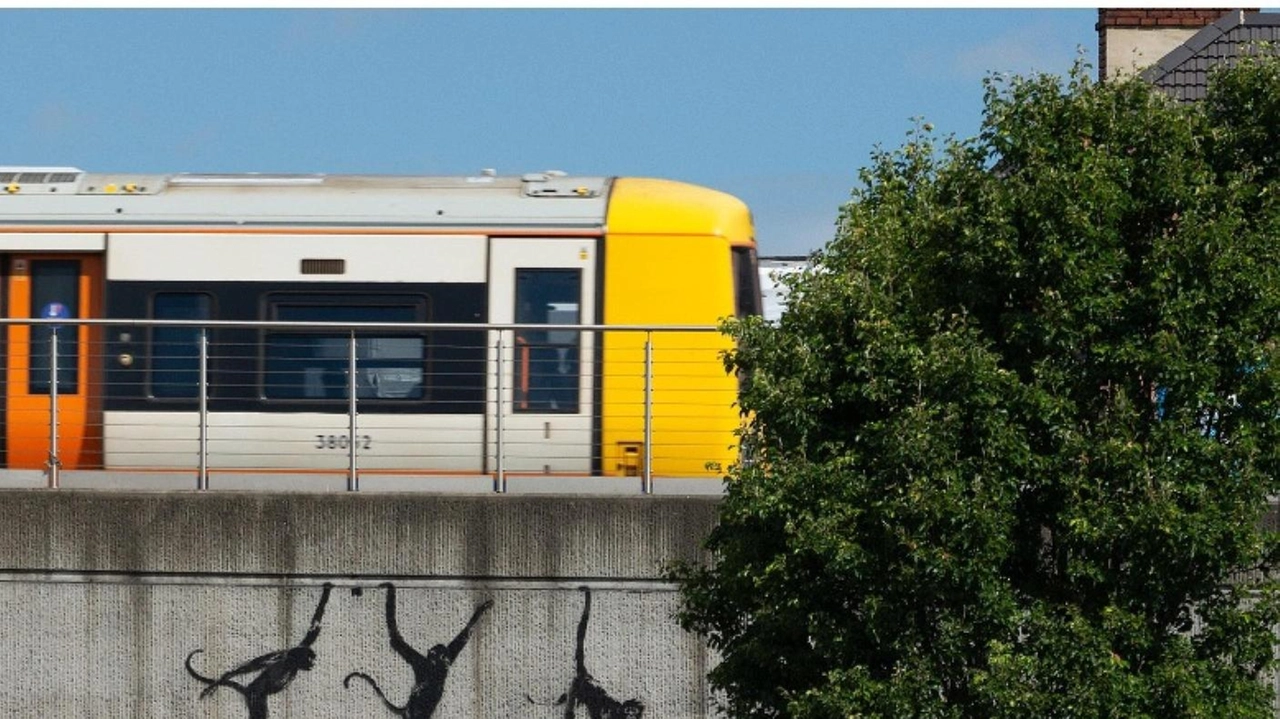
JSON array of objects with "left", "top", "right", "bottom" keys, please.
[{"left": 673, "top": 59, "right": 1280, "bottom": 718}]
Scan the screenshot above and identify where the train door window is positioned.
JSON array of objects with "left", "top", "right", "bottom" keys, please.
[
  {"left": 514, "top": 268, "right": 580, "bottom": 413},
  {"left": 150, "top": 293, "right": 213, "bottom": 399},
  {"left": 732, "top": 247, "right": 763, "bottom": 318},
  {"left": 263, "top": 297, "right": 428, "bottom": 401},
  {"left": 28, "top": 260, "right": 79, "bottom": 394}
]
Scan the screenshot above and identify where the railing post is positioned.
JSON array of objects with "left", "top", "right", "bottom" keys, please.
[
  {"left": 47, "top": 325, "right": 60, "bottom": 489},
  {"left": 495, "top": 334, "right": 506, "bottom": 493},
  {"left": 197, "top": 327, "right": 209, "bottom": 490},
  {"left": 643, "top": 330, "right": 654, "bottom": 494},
  {"left": 347, "top": 331, "right": 359, "bottom": 492}
]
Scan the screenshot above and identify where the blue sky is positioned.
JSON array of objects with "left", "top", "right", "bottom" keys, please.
[{"left": 0, "top": 9, "right": 1096, "bottom": 256}]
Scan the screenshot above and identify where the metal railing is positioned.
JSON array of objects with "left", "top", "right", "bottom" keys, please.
[{"left": 0, "top": 318, "right": 739, "bottom": 495}]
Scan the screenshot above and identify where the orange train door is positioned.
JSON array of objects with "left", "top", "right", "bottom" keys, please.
[{"left": 5, "top": 255, "right": 103, "bottom": 470}]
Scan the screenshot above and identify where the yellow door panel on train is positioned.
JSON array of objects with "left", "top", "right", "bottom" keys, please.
[{"left": 5, "top": 255, "right": 103, "bottom": 470}]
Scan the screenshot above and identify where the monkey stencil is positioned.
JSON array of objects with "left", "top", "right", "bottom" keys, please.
[
  {"left": 344, "top": 582, "right": 493, "bottom": 718},
  {"left": 529, "top": 586, "right": 645, "bottom": 718},
  {"left": 185, "top": 582, "right": 334, "bottom": 719}
]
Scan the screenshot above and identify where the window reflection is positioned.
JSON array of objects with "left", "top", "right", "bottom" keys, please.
[
  {"left": 151, "top": 293, "right": 212, "bottom": 399},
  {"left": 514, "top": 269, "right": 581, "bottom": 413},
  {"left": 29, "top": 260, "right": 79, "bottom": 395},
  {"left": 263, "top": 299, "right": 427, "bottom": 401}
]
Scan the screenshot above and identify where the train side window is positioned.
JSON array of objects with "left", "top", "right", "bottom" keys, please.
[
  {"left": 150, "top": 293, "right": 213, "bottom": 399},
  {"left": 29, "top": 260, "right": 80, "bottom": 395},
  {"left": 263, "top": 298, "right": 428, "bottom": 401},
  {"left": 732, "top": 247, "right": 763, "bottom": 318},
  {"left": 514, "top": 269, "right": 581, "bottom": 414}
]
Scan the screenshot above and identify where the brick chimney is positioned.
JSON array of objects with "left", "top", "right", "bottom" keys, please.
[{"left": 1097, "top": 8, "right": 1252, "bottom": 80}]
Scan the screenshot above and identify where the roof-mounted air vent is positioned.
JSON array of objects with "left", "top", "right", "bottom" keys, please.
[
  {"left": 522, "top": 172, "right": 603, "bottom": 198},
  {"left": 0, "top": 166, "right": 85, "bottom": 194},
  {"left": 169, "top": 174, "right": 325, "bottom": 187}
]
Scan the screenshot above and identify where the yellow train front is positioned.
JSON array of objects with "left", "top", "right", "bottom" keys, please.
[{"left": 0, "top": 168, "right": 761, "bottom": 490}]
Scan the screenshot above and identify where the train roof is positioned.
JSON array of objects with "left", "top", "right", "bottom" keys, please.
[{"left": 0, "top": 167, "right": 620, "bottom": 230}]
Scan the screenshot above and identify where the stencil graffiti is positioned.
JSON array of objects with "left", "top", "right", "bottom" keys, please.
[
  {"left": 529, "top": 586, "right": 646, "bottom": 718},
  {"left": 185, "top": 582, "right": 334, "bottom": 719},
  {"left": 344, "top": 582, "right": 494, "bottom": 717},
  {"left": 183, "top": 583, "right": 649, "bottom": 717}
]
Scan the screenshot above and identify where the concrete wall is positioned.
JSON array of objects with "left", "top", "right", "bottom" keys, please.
[{"left": 0, "top": 490, "right": 720, "bottom": 717}]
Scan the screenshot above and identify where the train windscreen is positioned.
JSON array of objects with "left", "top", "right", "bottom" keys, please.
[{"left": 732, "top": 247, "right": 763, "bottom": 318}]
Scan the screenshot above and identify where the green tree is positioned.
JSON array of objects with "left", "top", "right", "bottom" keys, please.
[{"left": 673, "top": 60, "right": 1280, "bottom": 718}]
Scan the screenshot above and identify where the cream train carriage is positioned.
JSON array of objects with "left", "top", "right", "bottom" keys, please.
[{"left": 0, "top": 168, "right": 761, "bottom": 490}]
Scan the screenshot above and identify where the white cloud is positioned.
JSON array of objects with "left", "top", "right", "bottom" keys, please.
[
  {"left": 902, "top": 16, "right": 1087, "bottom": 84},
  {"left": 953, "top": 20, "right": 1087, "bottom": 80},
  {"left": 172, "top": 125, "right": 222, "bottom": 162},
  {"left": 30, "top": 102, "right": 82, "bottom": 139},
  {"left": 279, "top": 11, "right": 376, "bottom": 51}
]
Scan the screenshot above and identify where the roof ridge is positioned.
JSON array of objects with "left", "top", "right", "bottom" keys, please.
[{"left": 1140, "top": 9, "right": 1249, "bottom": 84}]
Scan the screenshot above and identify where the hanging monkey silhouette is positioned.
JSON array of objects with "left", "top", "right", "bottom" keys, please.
[
  {"left": 344, "top": 582, "right": 493, "bottom": 717},
  {"left": 185, "top": 582, "right": 334, "bottom": 719},
  {"left": 528, "top": 586, "right": 645, "bottom": 718}
]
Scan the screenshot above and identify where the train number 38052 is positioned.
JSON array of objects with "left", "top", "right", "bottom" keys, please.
[{"left": 314, "top": 434, "right": 373, "bottom": 450}]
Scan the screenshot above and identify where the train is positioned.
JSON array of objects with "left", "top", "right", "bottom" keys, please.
[{"left": 0, "top": 167, "right": 761, "bottom": 489}]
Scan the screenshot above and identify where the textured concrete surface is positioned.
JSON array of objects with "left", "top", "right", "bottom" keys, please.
[
  {"left": 0, "top": 490, "right": 719, "bottom": 577},
  {"left": 0, "top": 490, "right": 721, "bottom": 717}
]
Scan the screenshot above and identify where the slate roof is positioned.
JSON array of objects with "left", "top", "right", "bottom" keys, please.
[{"left": 1141, "top": 10, "right": 1280, "bottom": 101}]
